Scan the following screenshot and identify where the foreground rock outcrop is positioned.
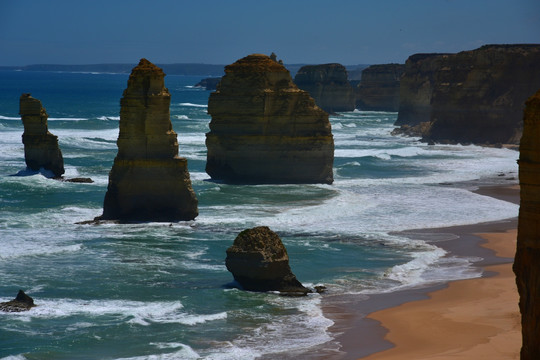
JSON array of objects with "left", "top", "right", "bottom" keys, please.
[
  {"left": 0, "top": 290, "right": 35, "bottom": 312},
  {"left": 19, "top": 94, "right": 65, "bottom": 177},
  {"left": 514, "top": 89, "right": 540, "bottom": 360},
  {"left": 294, "top": 63, "right": 355, "bottom": 113},
  {"left": 395, "top": 45, "right": 540, "bottom": 145},
  {"left": 98, "top": 59, "right": 198, "bottom": 222},
  {"left": 206, "top": 54, "right": 334, "bottom": 184},
  {"left": 356, "top": 64, "right": 404, "bottom": 112},
  {"left": 225, "top": 226, "right": 310, "bottom": 295}
]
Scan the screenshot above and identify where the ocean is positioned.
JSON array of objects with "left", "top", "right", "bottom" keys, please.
[{"left": 0, "top": 70, "right": 519, "bottom": 359}]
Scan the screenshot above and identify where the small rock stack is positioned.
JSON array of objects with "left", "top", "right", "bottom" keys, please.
[
  {"left": 99, "top": 59, "right": 198, "bottom": 222},
  {"left": 19, "top": 94, "right": 65, "bottom": 177}
]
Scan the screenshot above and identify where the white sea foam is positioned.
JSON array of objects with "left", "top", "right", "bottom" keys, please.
[
  {"left": 178, "top": 102, "right": 208, "bottom": 108},
  {"left": 97, "top": 116, "right": 120, "bottom": 121},
  {"left": 175, "top": 115, "right": 189, "bottom": 120}
]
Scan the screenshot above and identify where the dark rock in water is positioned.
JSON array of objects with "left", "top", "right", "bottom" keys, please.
[
  {"left": 206, "top": 54, "right": 334, "bottom": 185},
  {"left": 97, "top": 58, "right": 198, "bottom": 222},
  {"left": 225, "top": 226, "right": 310, "bottom": 295},
  {"left": 19, "top": 93, "right": 65, "bottom": 177},
  {"left": 356, "top": 64, "right": 404, "bottom": 112},
  {"left": 194, "top": 77, "right": 221, "bottom": 90},
  {"left": 396, "top": 44, "right": 540, "bottom": 145},
  {"left": 0, "top": 290, "right": 36, "bottom": 312},
  {"left": 514, "top": 88, "right": 540, "bottom": 360},
  {"left": 294, "top": 63, "right": 355, "bottom": 113},
  {"left": 62, "top": 177, "right": 94, "bottom": 183}
]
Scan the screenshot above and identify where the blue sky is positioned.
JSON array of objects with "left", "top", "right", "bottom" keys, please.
[{"left": 1, "top": 0, "right": 538, "bottom": 66}]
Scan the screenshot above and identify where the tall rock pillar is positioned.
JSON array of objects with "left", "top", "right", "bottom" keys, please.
[
  {"left": 206, "top": 54, "right": 334, "bottom": 184},
  {"left": 515, "top": 89, "right": 540, "bottom": 359},
  {"left": 19, "top": 94, "right": 65, "bottom": 177},
  {"left": 99, "top": 59, "right": 198, "bottom": 222}
]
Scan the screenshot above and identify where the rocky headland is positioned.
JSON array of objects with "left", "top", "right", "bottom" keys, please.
[
  {"left": 514, "top": 88, "right": 540, "bottom": 359},
  {"left": 206, "top": 54, "right": 334, "bottom": 184},
  {"left": 0, "top": 290, "right": 35, "bottom": 312},
  {"left": 98, "top": 59, "right": 198, "bottom": 222},
  {"left": 19, "top": 93, "right": 65, "bottom": 177},
  {"left": 194, "top": 77, "right": 221, "bottom": 91},
  {"left": 294, "top": 63, "right": 356, "bottom": 113},
  {"left": 394, "top": 44, "right": 540, "bottom": 145},
  {"left": 355, "top": 64, "right": 404, "bottom": 112},
  {"left": 225, "top": 226, "right": 310, "bottom": 295}
]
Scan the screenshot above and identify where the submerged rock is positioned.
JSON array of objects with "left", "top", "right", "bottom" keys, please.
[
  {"left": 98, "top": 59, "right": 198, "bottom": 222},
  {"left": 19, "top": 93, "right": 65, "bottom": 177},
  {"left": 206, "top": 54, "right": 334, "bottom": 184},
  {"left": 514, "top": 88, "right": 540, "bottom": 359},
  {"left": 225, "top": 226, "right": 310, "bottom": 295},
  {"left": 294, "top": 63, "right": 356, "bottom": 113},
  {"left": 0, "top": 290, "right": 35, "bottom": 312}
]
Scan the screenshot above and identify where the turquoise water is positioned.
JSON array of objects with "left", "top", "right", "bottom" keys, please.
[{"left": 0, "top": 70, "right": 519, "bottom": 359}]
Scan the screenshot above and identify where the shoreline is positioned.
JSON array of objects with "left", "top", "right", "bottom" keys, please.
[{"left": 318, "top": 183, "right": 520, "bottom": 359}]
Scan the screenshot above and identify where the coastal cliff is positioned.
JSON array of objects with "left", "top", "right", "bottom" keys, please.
[
  {"left": 294, "top": 63, "right": 355, "bottom": 113},
  {"left": 99, "top": 59, "right": 198, "bottom": 222},
  {"left": 19, "top": 94, "right": 65, "bottom": 177},
  {"left": 356, "top": 64, "right": 404, "bottom": 112},
  {"left": 395, "top": 45, "right": 540, "bottom": 145},
  {"left": 514, "top": 88, "right": 540, "bottom": 360},
  {"left": 206, "top": 54, "right": 334, "bottom": 184}
]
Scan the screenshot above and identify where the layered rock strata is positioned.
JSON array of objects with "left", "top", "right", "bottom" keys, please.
[
  {"left": 99, "top": 59, "right": 198, "bottom": 222},
  {"left": 294, "top": 63, "right": 355, "bottom": 113},
  {"left": 206, "top": 54, "right": 334, "bottom": 184},
  {"left": 19, "top": 94, "right": 65, "bottom": 177},
  {"left": 395, "top": 45, "right": 540, "bottom": 145},
  {"left": 0, "top": 290, "right": 35, "bottom": 312},
  {"left": 514, "top": 89, "right": 540, "bottom": 360},
  {"left": 225, "top": 226, "right": 309, "bottom": 295},
  {"left": 356, "top": 64, "right": 404, "bottom": 111}
]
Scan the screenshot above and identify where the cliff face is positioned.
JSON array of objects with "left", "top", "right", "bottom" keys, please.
[
  {"left": 19, "top": 93, "right": 65, "bottom": 177},
  {"left": 100, "top": 59, "right": 198, "bottom": 222},
  {"left": 294, "top": 63, "right": 355, "bottom": 113},
  {"left": 206, "top": 54, "right": 334, "bottom": 184},
  {"left": 514, "top": 89, "right": 540, "bottom": 360},
  {"left": 356, "top": 64, "right": 404, "bottom": 112},
  {"left": 396, "top": 45, "right": 540, "bottom": 145}
]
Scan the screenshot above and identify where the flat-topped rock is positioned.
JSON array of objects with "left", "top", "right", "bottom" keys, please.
[
  {"left": 98, "top": 59, "right": 198, "bottom": 222},
  {"left": 206, "top": 54, "right": 334, "bottom": 184}
]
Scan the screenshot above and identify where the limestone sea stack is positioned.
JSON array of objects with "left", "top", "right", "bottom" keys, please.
[
  {"left": 225, "top": 226, "right": 310, "bottom": 295},
  {"left": 206, "top": 54, "right": 334, "bottom": 184},
  {"left": 99, "top": 59, "right": 198, "bottom": 222},
  {"left": 294, "top": 63, "right": 356, "bottom": 113},
  {"left": 356, "top": 64, "right": 404, "bottom": 112},
  {"left": 19, "top": 94, "right": 65, "bottom": 177},
  {"left": 514, "top": 89, "right": 540, "bottom": 359}
]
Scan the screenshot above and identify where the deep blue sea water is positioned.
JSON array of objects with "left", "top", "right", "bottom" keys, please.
[{"left": 0, "top": 70, "right": 519, "bottom": 359}]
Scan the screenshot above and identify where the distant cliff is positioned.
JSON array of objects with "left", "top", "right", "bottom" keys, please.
[
  {"left": 206, "top": 54, "right": 334, "bottom": 184},
  {"left": 395, "top": 45, "right": 540, "bottom": 145},
  {"left": 356, "top": 64, "right": 404, "bottom": 112},
  {"left": 515, "top": 88, "right": 540, "bottom": 359},
  {"left": 294, "top": 63, "right": 355, "bottom": 113}
]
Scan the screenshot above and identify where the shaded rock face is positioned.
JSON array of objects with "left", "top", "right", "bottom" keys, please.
[
  {"left": 206, "top": 54, "right": 334, "bottom": 184},
  {"left": 356, "top": 64, "right": 404, "bottom": 112},
  {"left": 0, "top": 290, "right": 35, "bottom": 312},
  {"left": 19, "top": 94, "right": 65, "bottom": 177},
  {"left": 514, "top": 89, "right": 540, "bottom": 360},
  {"left": 225, "top": 226, "right": 309, "bottom": 295},
  {"left": 194, "top": 77, "right": 221, "bottom": 91},
  {"left": 294, "top": 63, "right": 355, "bottom": 113},
  {"left": 396, "top": 45, "right": 540, "bottom": 145},
  {"left": 100, "top": 59, "right": 198, "bottom": 222}
]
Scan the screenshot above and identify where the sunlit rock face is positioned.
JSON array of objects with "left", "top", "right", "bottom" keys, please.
[
  {"left": 396, "top": 45, "right": 540, "bottom": 145},
  {"left": 515, "top": 88, "right": 540, "bottom": 360},
  {"left": 19, "top": 94, "right": 65, "bottom": 177},
  {"left": 100, "top": 59, "right": 198, "bottom": 222},
  {"left": 206, "top": 54, "right": 334, "bottom": 184},
  {"left": 294, "top": 63, "right": 355, "bottom": 113}
]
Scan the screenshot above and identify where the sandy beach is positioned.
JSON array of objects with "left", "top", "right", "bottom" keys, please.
[
  {"left": 319, "top": 184, "right": 521, "bottom": 360},
  {"left": 362, "top": 184, "right": 521, "bottom": 359}
]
